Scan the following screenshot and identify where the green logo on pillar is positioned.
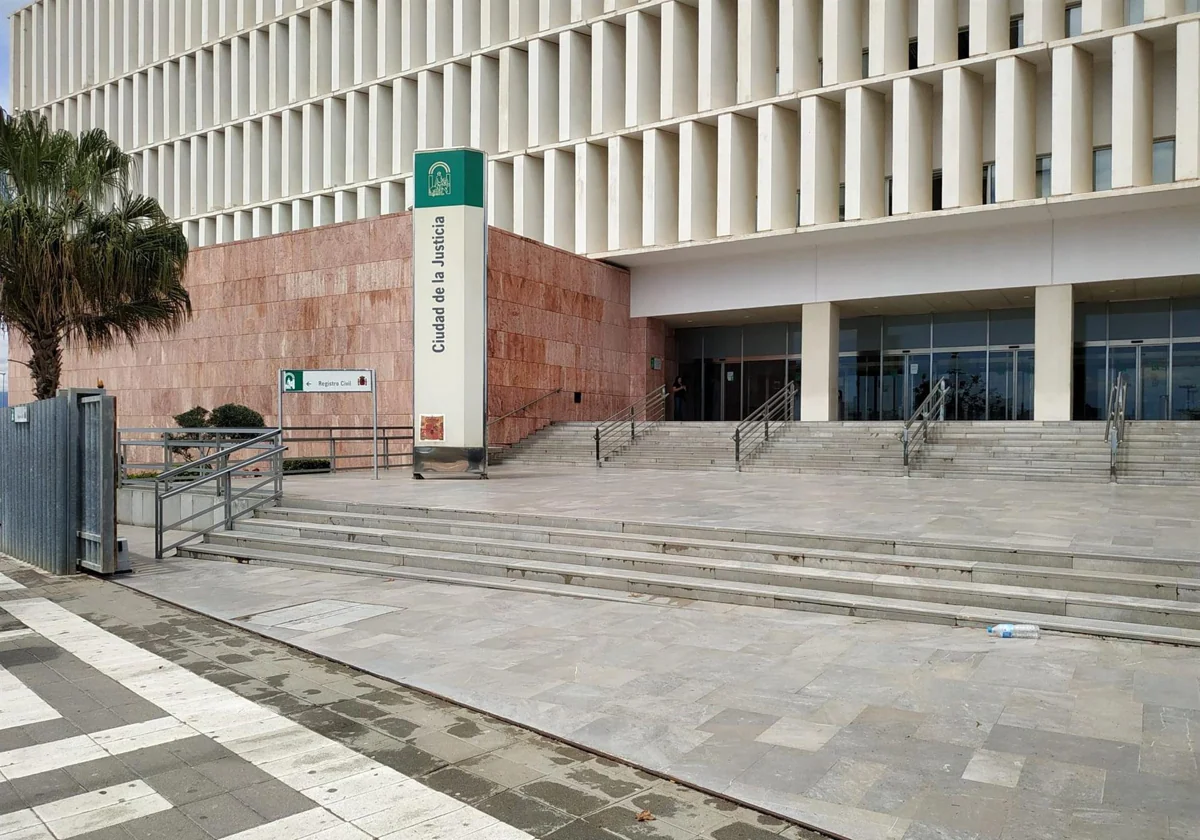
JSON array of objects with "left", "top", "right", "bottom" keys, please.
[{"left": 414, "top": 148, "right": 486, "bottom": 209}]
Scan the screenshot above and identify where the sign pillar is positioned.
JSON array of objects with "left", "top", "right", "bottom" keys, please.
[{"left": 412, "top": 147, "right": 488, "bottom": 478}]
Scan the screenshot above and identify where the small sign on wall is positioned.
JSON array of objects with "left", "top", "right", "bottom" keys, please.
[
  {"left": 649, "top": 357, "right": 662, "bottom": 371},
  {"left": 10, "top": 406, "right": 28, "bottom": 424}
]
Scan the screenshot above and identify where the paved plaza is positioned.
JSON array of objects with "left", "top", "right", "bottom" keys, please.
[
  {"left": 110, "top": 465, "right": 1200, "bottom": 840},
  {"left": 0, "top": 558, "right": 811, "bottom": 840}
]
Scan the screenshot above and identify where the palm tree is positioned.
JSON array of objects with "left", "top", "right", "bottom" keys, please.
[{"left": 0, "top": 110, "right": 190, "bottom": 400}]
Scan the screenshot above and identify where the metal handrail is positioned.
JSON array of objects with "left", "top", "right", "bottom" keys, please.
[
  {"left": 901, "top": 377, "right": 949, "bottom": 475},
  {"left": 733, "top": 382, "right": 797, "bottom": 470},
  {"left": 594, "top": 385, "right": 668, "bottom": 466},
  {"left": 153, "top": 429, "right": 285, "bottom": 559},
  {"left": 488, "top": 387, "right": 564, "bottom": 427},
  {"left": 1105, "top": 371, "right": 1129, "bottom": 482}
]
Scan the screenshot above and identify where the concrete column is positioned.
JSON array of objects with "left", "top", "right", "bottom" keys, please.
[
  {"left": 662, "top": 1, "right": 698, "bottom": 119},
  {"left": 1024, "top": 0, "right": 1066, "bottom": 44},
  {"left": 560, "top": 29, "right": 591, "bottom": 140},
  {"left": 572, "top": 0, "right": 604, "bottom": 21},
  {"left": 575, "top": 141, "right": 608, "bottom": 252},
  {"left": 995, "top": 57, "right": 1037, "bottom": 202},
  {"left": 379, "top": 0, "right": 401, "bottom": 75},
  {"left": 544, "top": 147, "right": 576, "bottom": 250},
  {"left": 540, "top": 0, "right": 570, "bottom": 29},
  {"left": 530, "top": 38, "right": 559, "bottom": 145},
  {"left": 970, "top": 0, "right": 1009, "bottom": 55},
  {"left": 310, "top": 7, "right": 331, "bottom": 96},
  {"left": 1034, "top": 284, "right": 1074, "bottom": 421},
  {"left": 354, "top": 0, "right": 378, "bottom": 85},
  {"left": 942, "top": 67, "right": 983, "bottom": 208},
  {"left": 443, "top": 61, "right": 471, "bottom": 148},
  {"left": 514, "top": 154, "right": 545, "bottom": 241},
  {"left": 471, "top": 54, "right": 500, "bottom": 154},
  {"left": 454, "top": 0, "right": 481, "bottom": 54},
  {"left": 321, "top": 98, "right": 344, "bottom": 191},
  {"left": 281, "top": 109, "right": 301, "bottom": 197},
  {"left": 918, "top": 0, "right": 957, "bottom": 67},
  {"left": 870, "top": 0, "right": 908, "bottom": 77},
  {"left": 845, "top": 86, "right": 885, "bottom": 220},
  {"left": 738, "top": 0, "right": 778, "bottom": 102},
  {"left": 1082, "top": 0, "right": 1122, "bottom": 32},
  {"left": 1051, "top": 45, "right": 1094, "bottom": 195},
  {"left": 417, "top": 70, "right": 444, "bottom": 151},
  {"left": 627, "top": 10, "right": 660, "bottom": 127},
  {"left": 608, "top": 135, "right": 643, "bottom": 250},
  {"left": 1145, "top": 0, "right": 1187, "bottom": 19},
  {"left": 591, "top": 20, "right": 625, "bottom": 134},
  {"left": 489, "top": 159, "right": 514, "bottom": 230},
  {"left": 331, "top": 0, "right": 354, "bottom": 91},
  {"left": 392, "top": 78, "right": 416, "bottom": 175},
  {"left": 480, "top": 0, "right": 506, "bottom": 46},
  {"left": 799, "top": 96, "right": 841, "bottom": 226},
  {"left": 263, "top": 113, "right": 283, "bottom": 199},
  {"left": 758, "top": 104, "right": 799, "bottom": 231},
  {"left": 1112, "top": 32, "right": 1153, "bottom": 188},
  {"left": 428, "top": 0, "right": 453, "bottom": 63},
  {"left": 401, "top": 0, "right": 427, "bottom": 71},
  {"left": 643, "top": 129, "right": 679, "bottom": 246},
  {"left": 381, "top": 181, "right": 405, "bottom": 215},
  {"left": 1178, "top": 21, "right": 1200, "bottom": 181},
  {"left": 699, "top": 0, "right": 736, "bottom": 110},
  {"left": 801, "top": 302, "right": 840, "bottom": 422},
  {"left": 510, "top": 0, "right": 538, "bottom": 39},
  {"left": 207, "top": 131, "right": 225, "bottom": 209},
  {"left": 679, "top": 121, "right": 717, "bottom": 241},
  {"left": 500, "top": 47, "right": 528, "bottom": 152},
  {"left": 717, "top": 112, "right": 756, "bottom": 237},
  {"left": 290, "top": 13, "right": 310, "bottom": 104},
  {"left": 780, "top": 0, "right": 820, "bottom": 93},
  {"left": 823, "top": 0, "right": 863, "bottom": 85},
  {"left": 892, "top": 77, "right": 933, "bottom": 213}
]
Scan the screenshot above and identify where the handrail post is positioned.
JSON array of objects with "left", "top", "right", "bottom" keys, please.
[
  {"left": 154, "top": 479, "right": 163, "bottom": 560},
  {"left": 329, "top": 432, "right": 337, "bottom": 473},
  {"left": 223, "top": 469, "right": 233, "bottom": 530},
  {"left": 629, "top": 407, "right": 635, "bottom": 441},
  {"left": 734, "top": 428, "right": 741, "bottom": 470},
  {"left": 594, "top": 427, "right": 601, "bottom": 466}
]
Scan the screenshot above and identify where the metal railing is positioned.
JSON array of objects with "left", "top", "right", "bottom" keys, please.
[
  {"left": 488, "top": 387, "right": 564, "bottom": 428},
  {"left": 1105, "top": 371, "right": 1129, "bottom": 481},
  {"left": 119, "top": 425, "right": 414, "bottom": 482},
  {"left": 901, "top": 377, "right": 949, "bottom": 475},
  {"left": 733, "top": 382, "right": 797, "bottom": 470},
  {"left": 594, "top": 385, "right": 667, "bottom": 466},
  {"left": 154, "top": 429, "right": 285, "bottom": 559}
]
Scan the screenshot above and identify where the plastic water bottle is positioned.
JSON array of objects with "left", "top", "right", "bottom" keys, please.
[{"left": 987, "top": 623, "right": 1040, "bottom": 639}]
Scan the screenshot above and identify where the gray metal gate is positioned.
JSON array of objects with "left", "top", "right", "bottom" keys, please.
[{"left": 0, "top": 388, "right": 117, "bottom": 575}]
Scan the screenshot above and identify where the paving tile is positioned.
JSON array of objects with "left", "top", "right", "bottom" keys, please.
[
  {"left": 144, "top": 766, "right": 227, "bottom": 807},
  {"left": 0, "top": 780, "right": 24, "bottom": 815},
  {"left": 121, "top": 808, "right": 211, "bottom": 840},
  {"left": 753, "top": 719, "right": 840, "bottom": 753},
  {"left": 585, "top": 803, "right": 701, "bottom": 840},
  {"left": 960, "top": 750, "right": 1025, "bottom": 789},
  {"left": 1014, "top": 757, "right": 1104, "bottom": 805},
  {"left": 227, "top": 779, "right": 316, "bottom": 821},
  {"left": 730, "top": 747, "right": 838, "bottom": 798},
  {"left": 64, "top": 757, "right": 141, "bottom": 792},
  {"left": 191, "top": 757, "right": 274, "bottom": 791},
  {"left": 476, "top": 790, "right": 576, "bottom": 835},
  {"left": 179, "top": 792, "right": 268, "bottom": 838},
  {"left": 422, "top": 766, "right": 506, "bottom": 806},
  {"left": 10, "top": 768, "right": 86, "bottom": 809}
]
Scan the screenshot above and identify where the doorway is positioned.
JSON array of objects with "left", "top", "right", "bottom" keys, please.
[
  {"left": 881, "top": 353, "right": 932, "bottom": 420},
  {"left": 1109, "top": 343, "right": 1170, "bottom": 420}
]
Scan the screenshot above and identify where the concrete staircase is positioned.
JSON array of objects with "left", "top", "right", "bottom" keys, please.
[
  {"left": 1117, "top": 421, "right": 1200, "bottom": 485},
  {"left": 178, "top": 499, "right": 1200, "bottom": 646},
  {"left": 494, "top": 422, "right": 598, "bottom": 468},
  {"left": 743, "top": 422, "right": 905, "bottom": 476},
  {"left": 910, "top": 421, "right": 1112, "bottom": 483},
  {"left": 601, "top": 422, "right": 739, "bottom": 471}
]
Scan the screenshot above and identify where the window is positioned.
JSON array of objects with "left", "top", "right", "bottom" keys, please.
[
  {"left": 1154, "top": 137, "right": 1176, "bottom": 184},
  {"left": 1065, "top": 3, "right": 1083, "bottom": 37},
  {"left": 1036, "top": 155, "right": 1052, "bottom": 198},
  {"left": 1010, "top": 16, "right": 1024, "bottom": 49},
  {"left": 1093, "top": 146, "right": 1112, "bottom": 191},
  {"left": 908, "top": 38, "right": 919, "bottom": 70},
  {"left": 862, "top": 49, "right": 870, "bottom": 78},
  {"left": 839, "top": 183, "right": 846, "bottom": 222},
  {"left": 885, "top": 176, "right": 893, "bottom": 216},
  {"left": 1189, "top": 0, "right": 1200, "bottom": 13},
  {"left": 958, "top": 27, "right": 970, "bottom": 60},
  {"left": 932, "top": 170, "right": 943, "bottom": 211},
  {"left": 1125, "top": 0, "right": 1145, "bottom": 25},
  {"left": 982, "top": 162, "right": 997, "bottom": 204}
]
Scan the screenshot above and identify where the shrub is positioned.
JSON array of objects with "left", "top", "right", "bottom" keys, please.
[
  {"left": 209, "top": 403, "right": 265, "bottom": 430},
  {"left": 173, "top": 406, "right": 210, "bottom": 429},
  {"left": 283, "top": 458, "right": 331, "bottom": 473}
]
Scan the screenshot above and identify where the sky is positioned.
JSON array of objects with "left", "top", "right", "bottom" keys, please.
[{"left": 0, "top": 1, "right": 24, "bottom": 391}]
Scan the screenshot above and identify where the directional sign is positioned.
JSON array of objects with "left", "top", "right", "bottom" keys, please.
[{"left": 281, "top": 370, "right": 373, "bottom": 394}]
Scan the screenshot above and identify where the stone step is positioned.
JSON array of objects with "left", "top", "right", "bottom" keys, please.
[{"left": 181, "top": 540, "right": 1200, "bottom": 647}]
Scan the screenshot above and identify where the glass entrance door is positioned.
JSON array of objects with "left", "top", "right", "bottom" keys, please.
[
  {"left": 722, "top": 362, "right": 741, "bottom": 421},
  {"left": 987, "top": 349, "right": 1034, "bottom": 420},
  {"left": 882, "top": 353, "right": 931, "bottom": 420},
  {"left": 1109, "top": 344, "right": 1171, "bottom": 420}
]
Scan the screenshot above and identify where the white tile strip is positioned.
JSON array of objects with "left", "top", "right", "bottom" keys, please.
[
  {"left": 1, "top": 781, "right": 171, "bottom": 840},
  {"left": 2, "top": 598, "right": 536, "bottom": 840},
  {"left": 0, "top": 573, "right": 25, "bottom": 591},
  {"left": 0, "top": 666, "right": 60, "bottom": 733},
  {"left": 0, "top": 717, "right": 197, "bottom": 781},
  {"left": 0, "top": 630, "right": 35, "bottom": 643}
]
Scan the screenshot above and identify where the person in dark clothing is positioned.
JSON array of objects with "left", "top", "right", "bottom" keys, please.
[{"left": 671, "top": 376, "right": 688, "bottom": 421}]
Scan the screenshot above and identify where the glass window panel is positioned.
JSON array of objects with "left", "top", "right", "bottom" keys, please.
[
  {"left": 1173, "top": 297, "right": 1200, "bottom": 339},
  {"left": 840, "top": 353, "right": 882, "bottom": 420},
  {"left": 1189, "top": 0, "right": 1200, "bottom": 13},
  {"left": 932, "top": 170, "right": 943, "bottom": 210},
  {"left": 1010, "top": 16, "right": 1024, "bottom": 49},
  {"left": 982, "top": 162, "right": 996, "bottom": 205},
  {"left": 934, "top": 351, "right": 988, "bottom": 420},
  {"left": 676, "top": 328, "right": 704, "bottom": 361},
  {"left": 1125, "top": 0, "right": 1145, "bottom": 24},
  {"left": 1073, "top": 345, "right": 1108, "bottom": 420},
  {"left": 742, "top": 322, "right": 788, "bottom": 357},
  {"left": 989, "top": 308, "right": 1035, "bottom": 346},
  {"left": 909, "top": 38, "right": 919, "bottom": 70},
  {"left": 1065, "top": 3, "right": 1083, "bottom": 37},
  {"left": 1173, "top": 342, "right": 1200, "bottom": 420},
  {"left": 1109, "top": 299, "right": 1170, "bottom": 340},
  {"left": 933, "top": 312, "right": 988, "bottom": 348},
  {"left": 957, "top": 28, "right": 969, "bottom": 60},
  {"left": 1093, "top": 147, "right": 1112, "bottom": 192},
  {"left": 1036, "top": 155, "right": 1052, "bottom": 199},
  {"left": 1074, "top": 302, "right": 1108, "bottom": 343},
  {"left": 788, "top": 323, "right": 803, "bottom": 355},
  {"left": 883, "top": 315, "right": 932, "bottom": 351},
  {"left": 1153, "top": 138, "right": 1175, "bottom": 185},
  {"left": 840, "top": 316, "right": 882, "bottom": 353},
  {"left": 705, "top": 326, "right": 742, "bottom": 358}
]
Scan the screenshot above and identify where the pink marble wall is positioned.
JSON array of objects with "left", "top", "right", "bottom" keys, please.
[{"left": 9, "top": 214, "right": 669, "bottom": 449}]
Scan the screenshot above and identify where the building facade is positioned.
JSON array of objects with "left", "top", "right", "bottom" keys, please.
[{"left": 9, "top": 0, "right": 1200, "bottom": 423}]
